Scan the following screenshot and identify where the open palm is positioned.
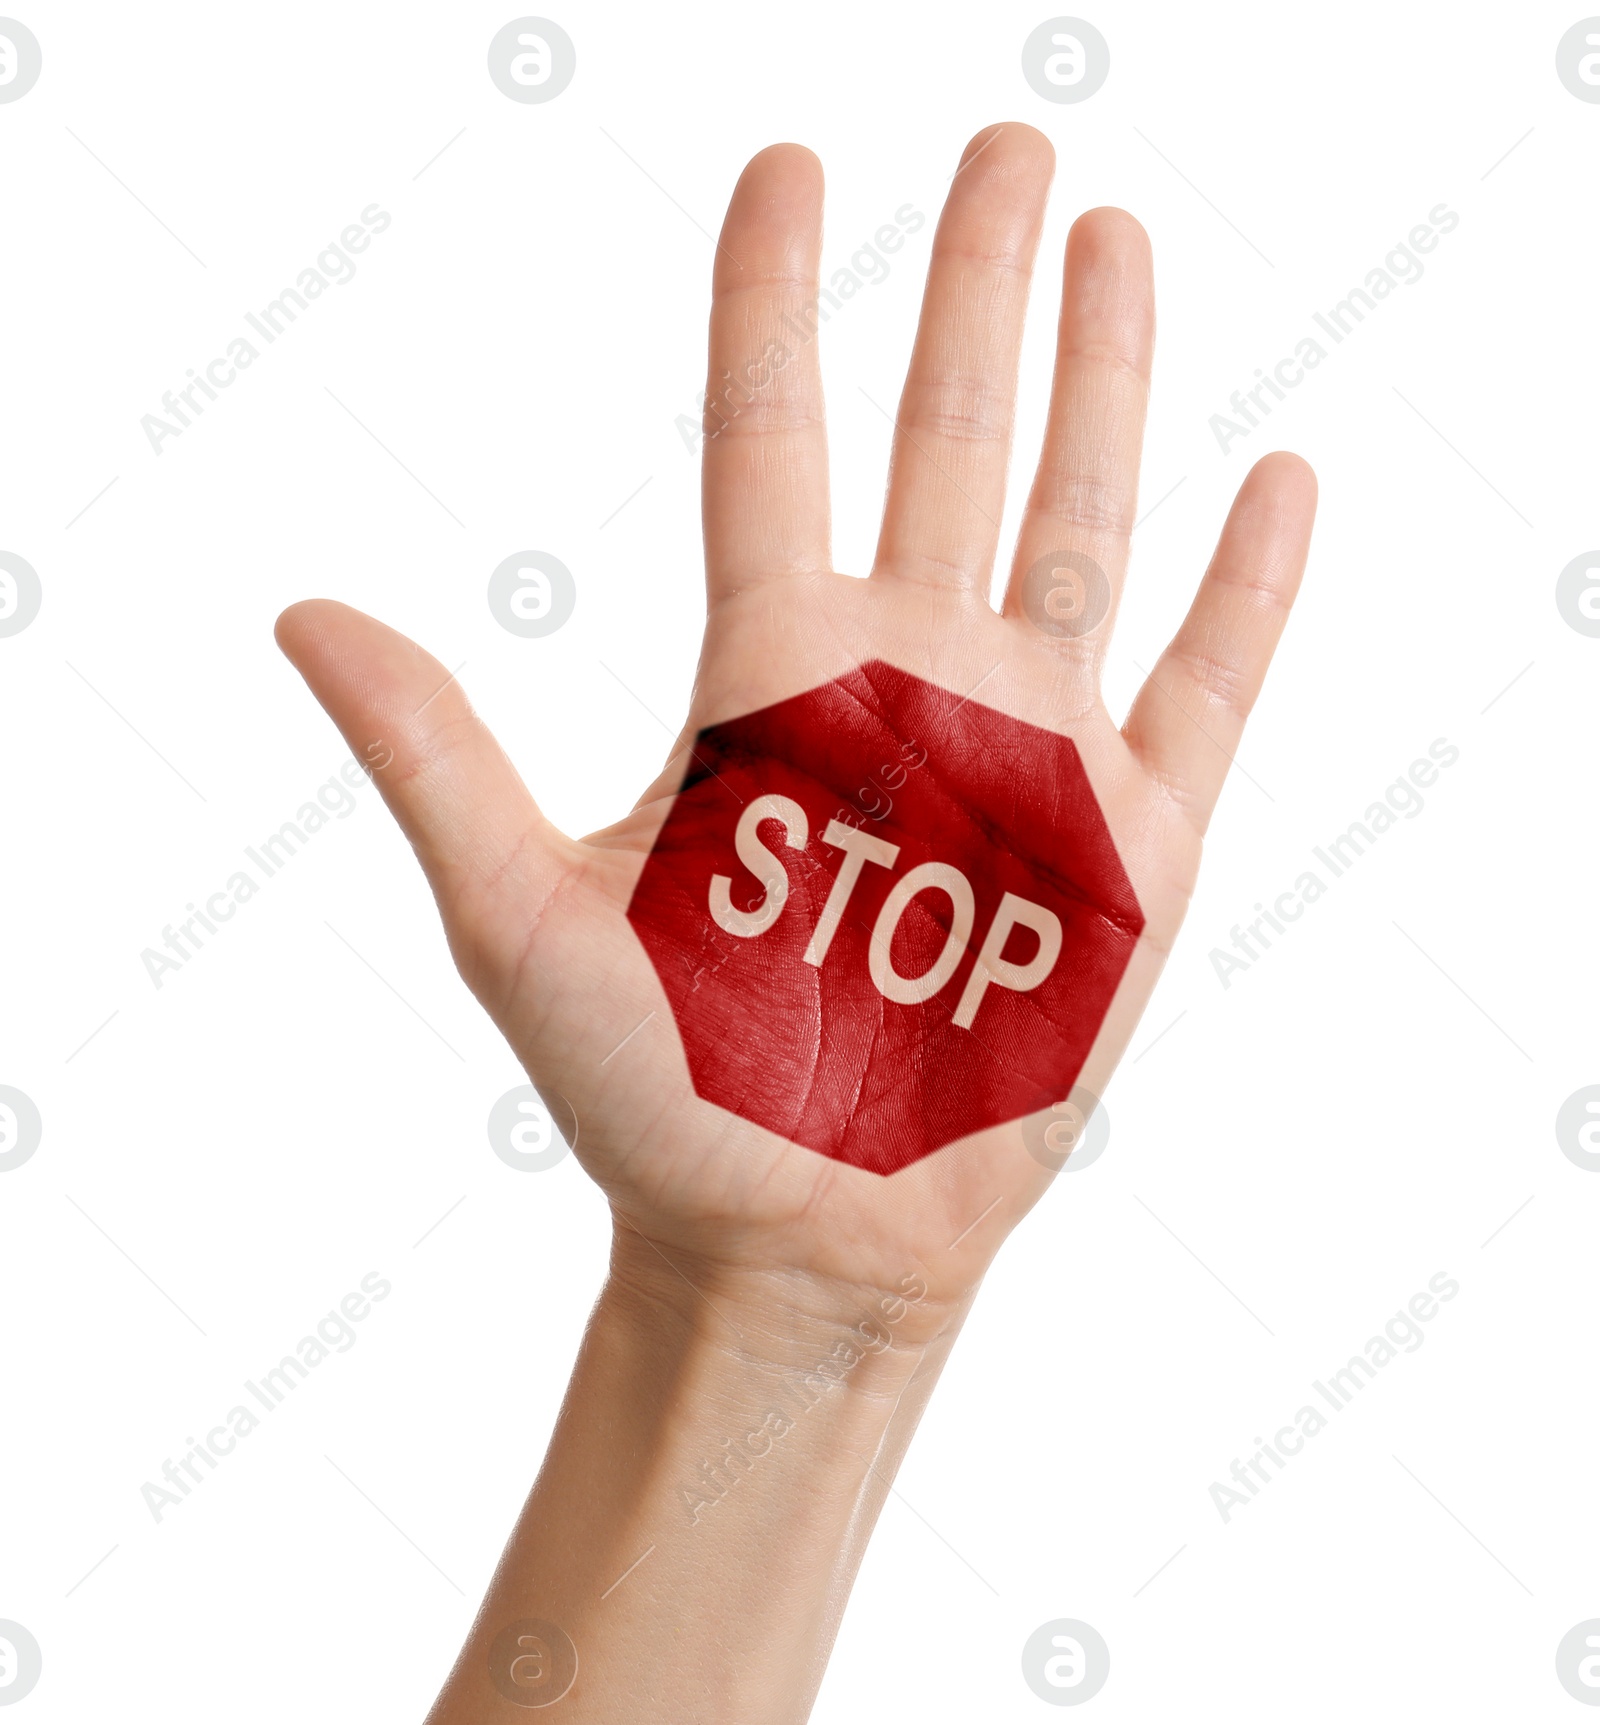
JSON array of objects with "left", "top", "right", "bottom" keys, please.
[{"left": 277, "top": 125, "right": 1315, "bottom": 1315}]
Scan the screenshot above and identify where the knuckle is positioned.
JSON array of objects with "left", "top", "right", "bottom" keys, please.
[
  {"left": 1031, "top": 473, "right": 1136, "bottom": 537},
  {"left": 899, "top": 370, "right": 1014, "bottom": 445},
  {"left": 704, "top": 393, "right": 825, "bottom": 441},
  {"left": 1168, "top": 641, "right": 1252, "bottom": 717}
]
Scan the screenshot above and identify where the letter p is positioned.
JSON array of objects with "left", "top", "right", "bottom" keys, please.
[{"left": 952, "top": 893, "right": 1062, "bottom": 1029}]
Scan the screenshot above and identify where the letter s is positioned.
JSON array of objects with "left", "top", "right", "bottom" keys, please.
[{"left": 709, "top": 795, "right": 809, "bottom": 938}]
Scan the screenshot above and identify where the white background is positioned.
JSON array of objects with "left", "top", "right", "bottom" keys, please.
[{"left": 2, "top": 0, "right": 1598, "bottom": 1719}]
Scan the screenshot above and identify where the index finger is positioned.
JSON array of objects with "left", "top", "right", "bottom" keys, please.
[{"left": 702, "top": 144, "right": 832, "bottom": 602}]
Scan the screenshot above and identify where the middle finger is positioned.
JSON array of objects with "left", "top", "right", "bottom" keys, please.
[{"left": 871, "top": 123, "right": 1054, "bottom": 594}]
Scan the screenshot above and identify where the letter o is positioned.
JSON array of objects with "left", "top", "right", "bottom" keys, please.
[{"left": 867, "top": 862, "right": 974, "bottom": 1004}]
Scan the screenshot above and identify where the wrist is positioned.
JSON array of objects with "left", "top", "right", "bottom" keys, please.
[
  {"left": 427, "top": 1222, "right": 974, "bottom": 1723},
  {"left": 604, "top": 1214, "right": 971, "bottom": 1391},
  {"left": 585, "top": 1225, "right": 968, "bottom": 1634}
]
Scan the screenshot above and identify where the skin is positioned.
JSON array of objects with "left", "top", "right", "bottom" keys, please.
[{"left": 276, "top": 124, "right": 1316, "bottom": 1722}]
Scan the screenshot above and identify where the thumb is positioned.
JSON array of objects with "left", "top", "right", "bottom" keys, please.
[{"left": 274, "top": 599, "right": 576, "bottom": 964}]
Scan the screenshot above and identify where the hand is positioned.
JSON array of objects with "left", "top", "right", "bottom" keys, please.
[{"left": 276, "top": 124, "right": 1315, "bottom": 1337}]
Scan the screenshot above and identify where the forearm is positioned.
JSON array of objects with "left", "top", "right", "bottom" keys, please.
[{"left": 424, "top": 1228, "right": 972, "bottom": 1723}]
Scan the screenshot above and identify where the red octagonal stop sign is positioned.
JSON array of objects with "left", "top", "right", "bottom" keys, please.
[{"left": 626, "top": 661, "right": 1144, "bottom": 1177}]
